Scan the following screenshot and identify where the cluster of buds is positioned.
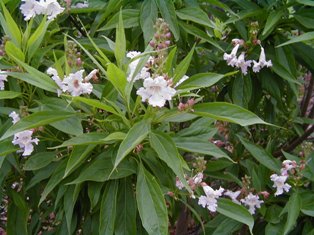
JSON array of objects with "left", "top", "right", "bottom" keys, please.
[
  {"left": 149, "top": 18, "right": 172, "bottom": 51},
  {"left": 178, "top": 98, "right": 195, "bottom": 111},
  {"left": 0, "top": 36, "right": 9, "bottom": 57},
  {"left": 66, "top": 41, "right": 83, "bottom": 68}
]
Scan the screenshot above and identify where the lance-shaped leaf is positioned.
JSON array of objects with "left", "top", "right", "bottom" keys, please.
[
  {"left": 194, "top": 102, "right": 268, "bottom": 126},
  {"left": 1, "top": 111, "right": 76, "bottom": 141},
  {"left": 172, "top": 45, "right": 195, "bottom": 84},
  {"left": 150, "top": 131, "right": 191, "bottom": 192},
  {"left": 136, "top": 164, "right": 168, "bottom": 235},
  {"left": 114, "top": 11, "right": 126, "bottom": 68},
  {"left": 112, "top": 119, "right": 150, "bottom": 171},
  {"left": 0, "top": 91, "right": 22, "bottom": 99}
]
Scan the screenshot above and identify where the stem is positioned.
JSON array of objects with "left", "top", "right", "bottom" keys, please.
[
  {"left": 69, "top": 15, "right": 87, "bottom": 37},
  {"left": 301, "top": 73, "right": 313, "bottom": 117}
]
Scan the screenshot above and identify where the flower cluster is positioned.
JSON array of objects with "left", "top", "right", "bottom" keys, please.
[
  {"left": 198, "top": 184, "right": 224, "bottom": 212},
  {"left": 20, "top": 0, "right": 65, "bottom": 21},
  {"left": 0, "top": 71, "right": 8, "bottom": 90},
  {"left": 47, "top": 68, "right": 97, "bottom": 96},
  {"left": 10, "top": 112, "right": 39, "bottom": 156},
  {"left": 270, "top": 160, "right": 297, "bottom": 196},
  {"left": 223, "top": 39, "right": 272, "bottom": 75}
]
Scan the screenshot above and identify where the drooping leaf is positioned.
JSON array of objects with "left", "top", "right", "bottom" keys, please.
[
  {"left": 24, "top": 152, "right": 56, "bottom": 171},
  {"left": 217, "top": 198, "right": 254, "bottom": 234},
  {"left": 140, "top": 0, "right": 158, "bottom": 44},
  {"left": 194, "top": 102, "right": 268, "bottom": 126},
  {"left": 277, "top": 31, "right": 314, "bottom": 47},
  {"left": 282, "top": 191, "right": 301, "bottom": 235},
  {"left": 136, "top": 163, "right": 168, "bottom": 235},
  {"left": 0, "top": 91, "right": 22, "bottom": 99},
  {"left": 176, "top": 7, "right": 215, "bottom": 28},
  {"left": 176, "top": 72, "right": 225, "bottom": 90}
]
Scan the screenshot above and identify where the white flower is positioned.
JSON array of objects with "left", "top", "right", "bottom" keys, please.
[
  {"left": 0, "top": 71, "right": 8, "bottom": 90},
  {"left": 231, "top": 38, "right": 244, "bottom": 45},
  {"left": 47, "top": 67, "right": 64, "bottom": 96},
  {"left": 9, "top": 112, "right": 20, "bottom": 124},
  {"left": 270, "top": 174, "right": 291, "bottom": 196},
  {"left": 175, "top": 75, "right": 189, "bottom": 88},
  {"left": 176, "top": 177, "right": 184, "bottom": 190},
  {"left": 20, "top": 0, "right": 44, "bottom": 21},
  {"left": 198, "top": 186, "right": 224, "bottom": 212},
  {"left": 192, "top": 172, "right": 203, "bottom": 184},
  {"left": 40, "top": 0, "right": 65, "bottom": 20},
  {"left": 235, "top": 52, "right": 252, "bottom": 75},
  {"left": 63, "top": 70, "right": 93, "bottom": 96},
  {"left": 280, "top": 159, "right": 298, "bottom": 176},
  {"left": 223, "top": 44, "right": 240, "bottom": 67},
  {"left": 126, "top": 51, "right": 151, "bottom": 82},
  {"left": 241, "top": 193, "right": 263, "bottom": 214},
  {"left": 12, "top": 130, "right": 39, "bottom": 156},
  {"left": 224, "top": 190, "right": 241, "bottom": 204},
  {"left": 137, "top": 76, "right": 176, "bottom": 107},
  {"left": 252, "top": 46, "right": 272, "bottom": 73}
]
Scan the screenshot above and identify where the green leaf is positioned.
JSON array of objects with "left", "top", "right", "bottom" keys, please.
[
  {"left": 155, "top": 0, "right": 180, "bottom": 41},
  {"left": 176, "top": 7, "right": 215, "bottom": 28},
  {"left": 107, "top": 63, "right": 127, "bottom": 98},
  {"left": 136, "top": 163, "right": 168, "bottom": 235},
  {"left": 150, "top": 131, "right": 191, "bottom": 191},
  {"left": 0, "top": 139, "right": 19, "bottom": 156},
  {"left": 261, "top": 10, "right": 283, "bottom": 39},
  {"left": 277, "top": 31, "right": 314, "bottom": 47},
  {"left": 217, "top": 198, "right": 254, "bottom": 234},
  {"left": 113, "top": 119, "right": 150, "bottom": 170},
  {"left": 69, "top": 151, "right": 136, "bottom": 184},
  {"left": 99, "top": 180, "right": 119, "bottom": 235},
  {"left": 193, "top": 102, "right": 268, "bottom": 126},
  {"left": 172, "top": 45, "right": 195, "bottom": 84},
  {"left": 64, "top": 185, "right": 78, "bottom": 234},
  {"left": 176, "top": 72, "right": 225, "bottom": 90},
  {"left": 237, "top": 135, "right": 281, "bottom": 172},
  {"left": 140, "top": 0, "right": 158, "bottom": 44},
  {"left": 271, "top": 61, "right": 301, "bottom": 85},
  {"left": 173, "top": 136, "right": 234, "bottom": 162},
  {"left": 282, "top": 191, "right": 301, "bottom": 235},
  {"left": 114, "top": 11, "right": 126, "bottom": 68},
  {"left": 295, "top": 10, "right": 314, "bottom": 29},
  {"left": 24, "top": 152, "right": 56, "bottom": 171},
  {"left": 0, "top": 111, "right": 76, "bottom": 141},
  {"left": 64, "top": 145, "right": 96, "bottom": 178},
  {"left": 88, "top": 182, "right": 103, "bottom": 210},
  {"left": 297, "top": 0, "right": 314, "bottom": 6},
  {"left": 0, "top": 91, "right": 22, "bottom": 99},
  {"left": 115, "top": 178, "right": 137, "bottom": 235},
  {"left": 27, "top": 16, "right": 49, "bottom": 61},
  {"left": 5, "top": 41, "right": 25, "bottom": 62},
  {"left": 0, "top": 2, "right": 22, "bottom": 47},
  {"left": 39, "top": 160, "right": 66, "bottom": 205},
  {"left": 100, "top": 9, "right": 140, "bottom": 31}
]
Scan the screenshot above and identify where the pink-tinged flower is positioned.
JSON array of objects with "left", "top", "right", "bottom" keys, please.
[
  {"left": 137, "top": 76, "right": 176, "bottom": 107},
  {"left": 0, "top": 71, "right": 8, "bottom": 90},
  {"left": 281, "top": 160, "right": 297, "bottom": 175},
  {"left": 270, "top": 174, "right": 291, "bottom": 196},
  {"left": 223, "top": 44, "right": 240, "bottom": 67},
  {"left": 252, "top": 46, "right": 272, "bottom": 73},
  {"left": 224, "top": 190, "right": 241, "bottom": 204},
  {"left": 72, "top": 1, "right": 88, "bottom": 8},
  {"left": 9, "top": 111, "right": 20, "bottom": 124},
  {"left": 175, "top": 177, "right": 184, "bottom": 190},
  {"left": 192, "top": 172, "right": 203, "bottom": 184},
  {"left": 39, "top": 0, "right": 65, "bottom": 20},
  {"left": 198, "top": 185, "right": 224, "bottom": 212},
  {"left": 12, "top": 130, "right": 39, "bottom": 156},
  {"left": 231, "top": 38, "right": 244, "bottom": 45},
  {"left": 235, "top": 52, "right": 252, "bottom": 75},
  {"left": 63, "top": 70, "right": 93, "bottom": 96},
  {"left": 240, "top": 193, "right": 263, "bottom": 215}
]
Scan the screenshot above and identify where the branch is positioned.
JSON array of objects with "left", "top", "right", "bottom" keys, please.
[{"left": 301, "top": 73, "right": 313, "bottom": 117}]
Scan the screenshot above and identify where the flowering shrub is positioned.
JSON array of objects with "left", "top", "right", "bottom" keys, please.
[{"left": 0, "top": 0, "right": 314, "bottom": 235}]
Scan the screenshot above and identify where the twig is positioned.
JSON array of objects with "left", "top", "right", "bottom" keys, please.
[
  {"left": 273, "top": 125, "right": 314, "bottom": 157},
  {"left": 301, "top": 73, "right": 313, "bottom": 117}
]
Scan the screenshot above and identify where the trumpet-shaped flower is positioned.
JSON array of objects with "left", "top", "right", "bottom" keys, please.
[
  {"left": 126, "top": 51, "right": 151, "bottom": 82},
  {"left": 47, "top": 67, "right": 64, "bottom": 96},
  {"left": 270, "top": 174, "right": 291, "bottom": 196},
  {"left": 235, "top": 52, "right": 252, "bottom": 75},
  {"left": 198, "top": 186, "right": 224, "bottom": 212},
  {"left": 252, "top": 46, "right": 272, "bottom": 73},
  {"left": 241, "top": 193, "right": 263, "bottom": 214},
  {"left": 281, "top": 160, "right": 297, "bottom": 175},
  {"left": 12, "top": 130, "right": 39, "bottom": 156},
  {"left": 0, "top": 72, "right": 8, "bottom": 90},
  {"left": 9, "top": 111, "right": 20, "bottom": 124},
  {"left": 224, "top": 190, "right": 241, "bottom": 204},
  {"left": 137, "top": 76, "right": 176, "bottom": 107},
  {"left": 41, "top": 0, "right": 65, "bottom": 20},
  {"left": 223, "top": 44, "right": 240, "bottom": 67},
  {"left": 63, "top": 70, "right": 93, "bottom": 96}
]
